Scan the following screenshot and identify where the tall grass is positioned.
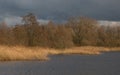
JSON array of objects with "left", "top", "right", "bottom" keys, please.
[
  {"left": 0, "top": 45, "right": 120, "bottom": 61},
  {"left": 0, "top": 46, "right": 48, "bottom": 61},
  {"left": 0, "top": 14, "right": 120, "bottom": 61}
]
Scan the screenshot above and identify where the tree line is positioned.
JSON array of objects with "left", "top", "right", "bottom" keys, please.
[{"left": 0, "top": 13, "right": 120, "bottom": 49}]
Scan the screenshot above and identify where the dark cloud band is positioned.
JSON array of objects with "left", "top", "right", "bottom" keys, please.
[{"left": 0, "top": 0, "right": 120, "bottom": 22}]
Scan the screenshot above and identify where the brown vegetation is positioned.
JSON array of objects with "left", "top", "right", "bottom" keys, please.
[
  {"left": 0, "top": 45, "right": 120, "bottom": 61},
  {"left": 0, "top": 13, "right": 120, "bottom": 61},
  {"left": 0, "top": 45, "right": 48, "bottom": 61},
  {"left": 0, "top": 13, "right": 120, "bottom": 48}
]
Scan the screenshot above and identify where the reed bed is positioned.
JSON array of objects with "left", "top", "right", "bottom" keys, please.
[{"left": 0, "top": 45, "right": 120, "bottom": 61}]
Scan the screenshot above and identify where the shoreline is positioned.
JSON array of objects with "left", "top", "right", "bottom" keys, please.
[{"left": 0, "top": 46, "right": 120, "bottom": 61}]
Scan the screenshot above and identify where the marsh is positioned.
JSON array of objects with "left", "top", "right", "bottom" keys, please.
[{"left": 0, "top": 52, "right": 120, "bottom": 75}]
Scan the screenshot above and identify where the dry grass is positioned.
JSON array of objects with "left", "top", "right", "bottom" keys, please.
[
  {"left": 47, "top": 46, "right": 120, "bottom": 55},
  {"left": 0, "top": 45, "right": 120, "bottom": 61},
  {"left": 0, "top": 46, "right": 49, "bottom": 61}
]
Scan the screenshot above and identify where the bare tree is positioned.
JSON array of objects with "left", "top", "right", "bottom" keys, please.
[
  {"left": 22, "top": 13, "right": 39, "bottom": 46},
  {"left": 68, "top": 17, "right": 98, "bottom": 46}
]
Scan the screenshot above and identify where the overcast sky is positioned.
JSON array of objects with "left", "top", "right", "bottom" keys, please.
[{"left": 0, "top": 0, "right": 120, "bottom": 25}]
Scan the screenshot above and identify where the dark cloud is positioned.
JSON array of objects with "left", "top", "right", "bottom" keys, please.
[{"left": 0, "top": 0, "right": 120, "bottom": 22}]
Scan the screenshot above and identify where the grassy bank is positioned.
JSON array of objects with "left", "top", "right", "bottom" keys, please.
[{"left": 0, "top": 45, "right": 120, "bottom": 61}]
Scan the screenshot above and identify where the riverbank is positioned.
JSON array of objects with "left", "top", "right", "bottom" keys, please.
[{"left": 0, "top": 45, "right": 120, "bottom": 61}]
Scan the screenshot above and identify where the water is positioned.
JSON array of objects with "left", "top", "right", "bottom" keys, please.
[{"left": 0, "top": 52, "right": 120, "bottom": 75}]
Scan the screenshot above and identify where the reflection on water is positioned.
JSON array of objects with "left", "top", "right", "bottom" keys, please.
[{"left": 0, "top": 52, "right": 120, "bottom": 75}]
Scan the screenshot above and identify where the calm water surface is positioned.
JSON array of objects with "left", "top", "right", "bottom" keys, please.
[{"left": 0, "top": 52, "right": 120, "bottom": 75}]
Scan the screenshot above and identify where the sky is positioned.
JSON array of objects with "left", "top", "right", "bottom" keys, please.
[{"left": 0, "top": 0, "right": 120, "bottom": 25}]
